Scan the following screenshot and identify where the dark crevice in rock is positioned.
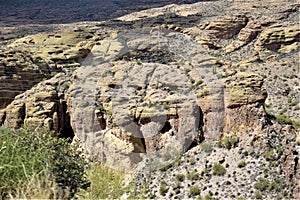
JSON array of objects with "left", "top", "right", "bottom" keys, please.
[
  {"left": 0, "top": 110, "right": 6, "bottom": 126},
  {"left": 161, "top": 121, "right": 172, "bottom": 133},
  {"left": 294, "top": 157, "right": 298, "bottom": 176},
  {"left": 20, "top": 103, "right": 26, "bottom": 124},
  {"left": 57, "top": 101, "right": 74, "bottom": 139},
  {"left": 121, "top": 49, "right": 175, "bottom": 64}
]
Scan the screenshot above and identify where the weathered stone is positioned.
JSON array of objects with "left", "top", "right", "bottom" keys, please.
[
  {"left": 3, "top": 73, "right": 73, "bottom": 137},
  {"left": 204, "top": 15, "right": 248, "bottom": 39},
  {"left": 255, "top": 25, "right": 300, "bottom": 52}
]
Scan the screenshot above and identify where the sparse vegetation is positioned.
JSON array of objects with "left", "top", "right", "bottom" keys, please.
[
  {"left": 254, "top": 178, "right": 269, "bottom": 191},
  {"left": 77, "top": 163, "right": 126, "bottom": 199},
  {"left": 237, "top": 160, "right": 247, "bottom": 168},
  {"left": 159, "top": 181, "right": 168, "bottom": 196},
  {"left": 201, "top": 142, "right": 213, "bottom": 153},
  {"left": 263, "top": 148, "right": 276, "bottom": 161},
  {"left": 189, "top": 158, "right": 196, "bottom": 165},
  {"left": 212, "top": 163, "right": 226, "bottom": 176},
  {"left": 254, "top": 191, "right": 263, "bottom": 199},
  {"left": 204, "top": 194, "right": 214, "bottom": 200},
  {"left": 175, "top": 174, "right": 185, "bottom": 182},
  {"left": 187, "top": 171, "right": 199, "bottom": 180},
  {"left": 275, "top": 114, "right": 292, "bottom": 125},
  {"left": 136, "top": 59, "right": 142, "bottom": 65},
  {"left": 217, "top": 136, "right": 239, "bottom": 150},
  {"left": 189, "top": 185, "right": 201, "bottom": 196}
]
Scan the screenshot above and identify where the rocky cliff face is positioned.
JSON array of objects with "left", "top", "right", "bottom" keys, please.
[{"left": 0, "top": 0, "right": 299, "bottom": 199}]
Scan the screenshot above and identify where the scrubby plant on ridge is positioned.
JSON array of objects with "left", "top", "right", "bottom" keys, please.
[{"left": 0, "top": 126, "right": 89, "bottom": 199}]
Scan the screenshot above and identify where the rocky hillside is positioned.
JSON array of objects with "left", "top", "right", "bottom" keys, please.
[{"left": 0, "top": 0, "right": 299, "bottom": 199}]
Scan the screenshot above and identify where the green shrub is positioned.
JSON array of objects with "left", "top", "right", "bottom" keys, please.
[
  {"left": 254, "top": 178, "right": 269, "bottom": 191},
  {"left": 175, "top": 174, "right": 185, "bottom": 182},
  {"left": 189, "top": 185, "right": 200, "bottom": 196},
  {"left": 0, "top": 126, "right": 89, "bottom": 199},
  {"left": 275, "top": 114, "right": 292, "bottom": 125},
  {"left": 268, "top": 179, "right": 282, "bottom": 192},
  {"left": 254, "top": 191, "right": 263, "bottom": 199},
  {"left": 237, "top": 160, "right": 247, "bottom": 168},
  {"left": 77, "top": 163, "right": 126, "bottom": 199},
  {"left": 204, "top": 194, "right": 214, "bottom": 200},
  {"left": 187, "top": 171, "right": 199, "bottom": 180},
  {"left": 217, "top": 136, "right": 239, "bottom": 150},
  {"left": 201, "top": 142, "right": 213, "bottom": 153},
  {"left": 159, "top": 181, "right": 168, "bottom": 196},
  {"left": 189, "top": 158, "right": 196, "bottom": 165},
  {"left": 197, "top": 194, "right": 214, "bottom": 200},
  {"left": 263, "top": 148, "right": 276, "bottom": 161},
  {"left": 136, "top": 59, "right": 142, "bottom": 65},
  {"left": 212, "top": 163, "right": 226, "bottom": 176},
  {"left": 292, "top": 120, "right": 300, "bottom": 128}
]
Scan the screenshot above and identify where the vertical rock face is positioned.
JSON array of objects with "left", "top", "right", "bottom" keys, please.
[
  {"left": 223, "top": 73, "right": 268, "bottom": 133},
  {"left": 67, "top": 61, "right": 204, "bottom": 170},
  {"left": 197, "top": 73, "right": 268, "bottom": 140},
  {"left": 2, "top": 73, "right": 74, "bottom": 138}
]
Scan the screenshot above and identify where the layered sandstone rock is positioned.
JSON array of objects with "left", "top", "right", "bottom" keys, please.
[
  {"left": 0, "top": 0, "right": 299, "bottom": 198},
  {"left": 1, "top": 73, "right": 73, "bottom": 138}
]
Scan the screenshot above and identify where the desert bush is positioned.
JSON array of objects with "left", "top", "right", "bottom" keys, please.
[
  {"left": 189, "top": 185, "right": 200, "bottom": 196},
  {"left": 212, "top": 163, "right": 226, "bottom": 176},
  {"left": 237, "top": 160, "right": 247, "bottom": 168},
  {"left": 254, "top": 178, "right": 269, "bottom": 191},
  {"left": 187, "top": 171, "right": 198, "bottom": 180},
  {"left": 0, "top": 126, "right": 89, "bottom": 199},
  {"left": 263, "top": 148, "right": 276, "bottom": 161},
  {"left": 175, "top": 174, "right": 185, "bottom": 182},
  {"left": 198, "top": 194, "right": 214, "bottom": 200},
  {"left": 159, "top": 181, "right": 168, "bottom": 196},
  {"left": 201, "top": 142, "right": 213, "bottom": 153},
  {"left": 189, "top": 158, "right": 196, "bottom": 165},
  {"left": 77, "top": 163, "right": 126, "bottom": 199},
  {"left": 254, "top": 191, "right": 263, "bottom": 199},
  {"left": 217, "top": 136, "right": 239, "bottom": 150},
  {"left": 275, "top": 114, "right": 292, "bottom": 125}
]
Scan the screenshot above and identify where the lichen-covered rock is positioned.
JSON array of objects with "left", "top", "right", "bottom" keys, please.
[
  {"left": 197, "top": 73, "right": 268, "bottom": 139},
  {"left": 225, "top": 20, "right": 261, "bottom": 53},
  {"left": 1, "top": 1, "right": 299, "bottom": 198},
  {"left": 255, "top": 25, "right": 300, "bottom": 53},
  {"left": 9, "top": 30, "right": 94, "bottom": 63},
  {"left": 204, "top": 15, "right": 248, "bottom": 39}
]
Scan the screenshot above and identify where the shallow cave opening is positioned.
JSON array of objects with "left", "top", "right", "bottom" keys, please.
[
  {"left": 58, "top": 113, "right": 74, "bottom": 139},
  {"left": 57, "top": 101, "right": 74, "bottom": 139}
]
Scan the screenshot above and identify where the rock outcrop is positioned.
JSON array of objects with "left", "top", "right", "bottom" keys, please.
[
  {"left": 2, "top": 73, "right": 73, "bottom": 138},
  {"left": 0, "top": 0, "right": 299, "bottom": 198},
  {"left": 255, "top": 25, "right": 300, "bottom": 53}
]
